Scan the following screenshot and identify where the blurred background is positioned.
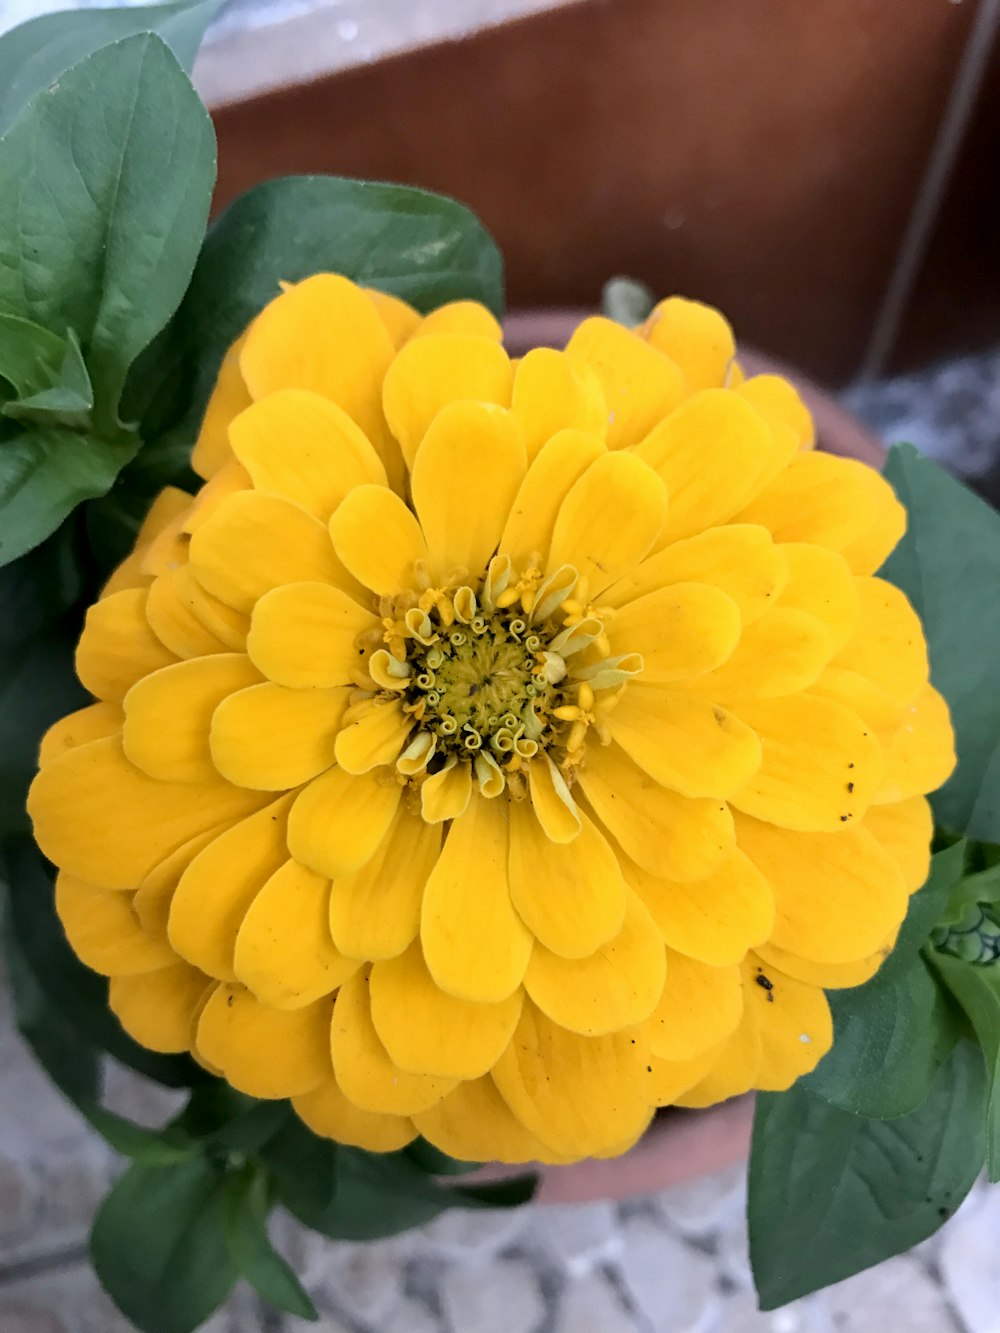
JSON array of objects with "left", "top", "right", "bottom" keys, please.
[{"left": 1, "top": 2, "right": 1000, "bottom": 1330}]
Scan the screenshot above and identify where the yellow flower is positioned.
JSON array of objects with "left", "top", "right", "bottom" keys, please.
[{"left": 28, "top": 276, "right": 956, "bottom": 1164}]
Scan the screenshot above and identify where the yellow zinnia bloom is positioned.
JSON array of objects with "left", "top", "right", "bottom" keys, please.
[{"left": 28, "top": 275, "right": 956, "bottom": 1164}]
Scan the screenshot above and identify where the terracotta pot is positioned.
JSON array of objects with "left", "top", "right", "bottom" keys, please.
[{"left": 461, "top": 308, "right": 885, "bottom": 1207}]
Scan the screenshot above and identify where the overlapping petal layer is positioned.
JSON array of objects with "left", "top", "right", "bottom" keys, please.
[{"left": 29, "top": 279, "right": 954, "bottom": 1165}]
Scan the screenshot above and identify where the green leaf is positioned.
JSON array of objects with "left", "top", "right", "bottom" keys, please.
[
  {"left": 0, "top": 517, "right": 88, "bottom": 646},
  {"left": 0, "top": 0, "right": 224, "bottom": 136},
  {"left": 0, "top": 426, "right": 139, "bottom": 566},
  {"left": 4, "top": 330, "right": 94, "bottom": 427},
  {"left": 147, "top": 176, "right": 503, "bottom": 445},
  {"left": 222, "top": 1167, "right": 318, "bottom": 1322},
  {"left": 882, "top": 444, "right": 1000, "bottom": 840},
  {"left": 175, "top": 1085, "right": 292, "bottom": 1155},
  {"left": 91, "top": 1157, "right": 237, "bottom": 1333},
  {"left": 260, "top": 1115, "right": 339, "bottom": 1222},
  {"left": 928, "top": 949, "right": 1000, "bottom": 1181},
  {"left": 0, "top": 313, "right": 66, "bottom": 396},
  {"left": 802, "top": 843, "right": 967, "bottom": 1117},
  {"left": 803, "top": 954, "right": 961, "bottom": 1118},
  {"left": 4, "top": 836, "right": 210, "bottom": 1087},
  {"left": 0, "top": 33, "right": 216, "bottom": 431},
  {"left": 749, "top": 1040, "right": 986, "bottom": 1309}
]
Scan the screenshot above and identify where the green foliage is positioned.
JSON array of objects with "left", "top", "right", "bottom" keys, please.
[
  {"left": 0, "top": 31, "right": 215, "bottom": 563},
  {"left": 0, "top": 0, "right": 224, "bottom": 135},
  {"left": 882, "top": 444, "right": 1000, "bottom": 842},
  {"left": 929, "top": 950, "right": 1000, "bottom": 1180},
  {"left": 749, "top": 1041, "right": 987, "bottom": 1308},
  {"left": 137, "top": 176, "right": 504, "bottom": 449},
  {"left": 222, "top": 1168, "right": 319, "bottom": 1321},
  {"left": 91, "top": 1157, "right": 239, "bottom": 1333}
]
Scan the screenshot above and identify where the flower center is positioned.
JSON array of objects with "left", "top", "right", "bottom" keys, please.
[{"left": 361, "top": 555, "right": 643, "bottom": 798}]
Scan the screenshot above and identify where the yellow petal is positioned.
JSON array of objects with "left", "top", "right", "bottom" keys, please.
[
  {"left": 293, "top": 1077, "right": 415, "bottom": 1151},
  {"left": 421, "top": 757, "right": 473, "bottom": 823},
  {"left": 331, "top": 969, "right": 456, "bottom": 1114},
  {"left": 833, "top": 577, "right": 928, "bottom": 708},
  {"left": 734, "top": 452, "right": 906, "bottom": 575},
  {"left": 28, "top": 736, "right": 266, "bottom": 891},
  {"left": 370, "top": 942, "right": 522, "bottom": 1079},
  {"left": 366, "top": 287, "right": 421, "bottom": 346},
  {"left": 603, "top": 523, "right": 785, "bottom": 624},
  {"left": 499, "top": 428, "right": 607, "bottom": 569},
  {"left": 735, "top": 813, "right": 908, "bottom": 963},
  {"left": 239, "top": 274, "right": 395, "bottom": 469},
  {"left": 234, "top": 859, "right": 358, "bottom": 1008},
  {"left": 874, "top": 684, "right": 956, "bottom": 804},
  {"left": 642, "top": 297, "right": 736, "bottom": 393},
  {"left": 645, "top": 950, "right": 743, "bottom": 1060},
  {"left": 192, "top": 332, "right": 252, "bottom": 480},
  {"left": 624, "top": 848, "right": 774, "bottom": 967},
  {"left": 109, "top": 963, "right": 209, "bottom": 1053},
  {"left": 577, "top": 742, "right": 735, "bottom": 881},
  {"left": 197, "top": 983, "right": 332, "bottom": 1098},
  {"left": 675, "top": 996, "right": 762, "bottom": 1109},
  {"left": 647, "top": 1047, "right": 722, "bottom": 1106},
  {"left": 755, "top": 939, "right": 891, "bottom": 989},
  {"left": 329, "top": 483, "right": 429, "bottom": 596},
  {"left": 180, "top": 460, "right": 251, "bottom": 538},
  {"left": 335, "top": 697, "right": 413, "bottom": 774},
  {"left": 56, "top": 874, "right": 175, "bottom": 976},
  {"left": 808, "top": 663, "right": 909, "bottom": 736},
  {"left": 410, "top": 401, "right": 526, "bottom": 581},
  {"left": 547, "top": 452, "right": 667, "bottom": 596},
  {"left": 412, "top": 301, "right": 503, "bottom": 341},
  {"left": 421, "top": 795, "right": 532, "bottom": 1003},
  {"left": 735, "top": 374, "right": 814, "bottom": 449},
  {"left": 228, "top": 388, "right": 386, "bottom": 521},
  {"left": 122, "top": 654, "right": 262, "bottom": 783},
  {"left": 511, "top": 347, "right": 607, "bottom": 460},
  {"left": 635, "top": 390, "right": 777, "bottom": 545},
  {"left": 247, "top": 581, "right": 375, "bottom": 688},
  {"left": 607, "top": 686, "right": 762, "bottom": 798},
  {"left": 38, "top": 702, "right": 122, "bottom": 768},
  {"left": 508, "top": 801, "right": 624, "bottom": 957},
  {"left": 491, "top": 1000, "right": 653, "bottom": 1158},
  {"left": 288, "top": 766, "right": 401, "bottom": 878},
  {"left": 133, "top": 828, "right": 221, "bottom": 941},
  {"left": 775, "top": 543, "right": 858, "bottom": 653},
  {"left": 609, "top": 583, "right": 741, "bottom": 683},
  {"left": 382, "top": 333, "right": 513, "bottom": 469},
  {"left": 862, "top": 795, "right": 933, "bottom": 891},
  {"left": 210, "top": 681, "right": 349, "bottom": 789},
  {"left": 742, "top": 956, "right": 832, "bottom": 1092},
  {"left": 414, "top": 1075, "right": 566, "bottom": 1165},
  {"left": 166, "top": 563, "right": 251, "bottom": 652},
  {"left": 76, "top": 588, "right": 178, "bottom": 703},
  {"left": 730, "top": 694, "right": 884, "bottom": 831},
  {"left": 145, "top": 568, "right": 233, "bottom": 659},
  {"left": 189, "top": 492, "right": 346, "bottom": 613},
  {"left": 682, "top": 607, "right": 832, "bottom": 701},
  {"left": 169, "top": 794, "right": 294, "bottom": 979},
  {"left": 103, "top": 487, "right": 193, "bottom": 596},
  {"left": 526, "top": 755, "right": 581, "bottom": 843},
  {"left": 524, "top": 889, "right": 666, "bottom": 1035},
  {"left": 330, "top": 810, "right": 441, "bottom": 960},
  {"left": 566, "top": 317, "right": 684, "bottom": 449}
]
